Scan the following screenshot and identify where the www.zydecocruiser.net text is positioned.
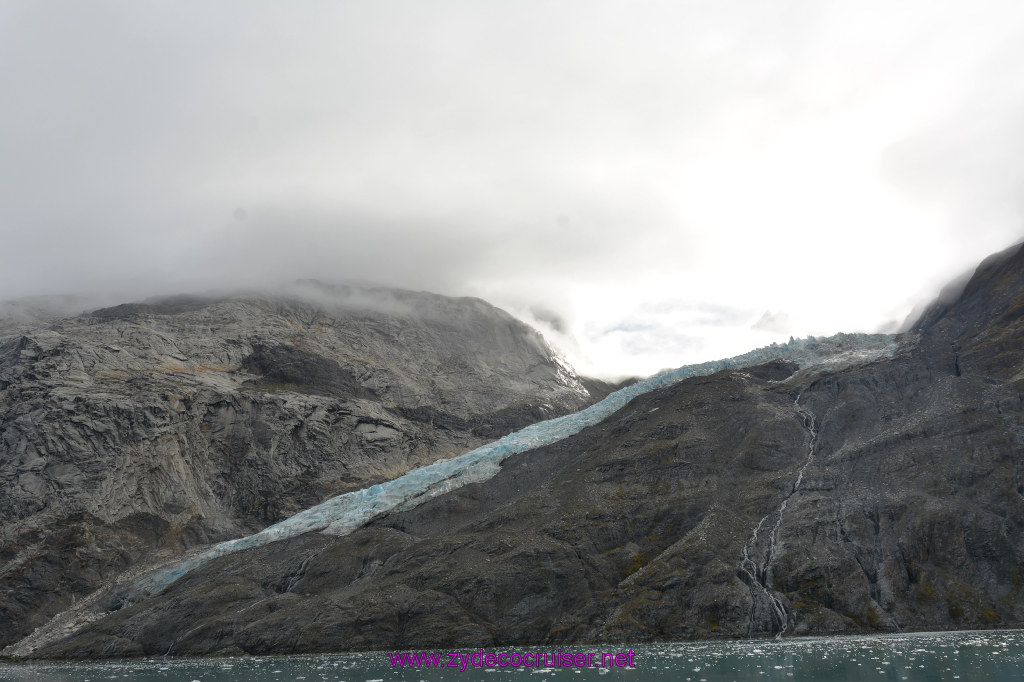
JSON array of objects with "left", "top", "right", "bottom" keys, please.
[{"left": 389, "top": 649, "right": 637, "bottom": 671}]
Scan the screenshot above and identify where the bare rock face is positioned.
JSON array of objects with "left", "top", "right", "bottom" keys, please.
[
  {"left": 19, "top": 243, "right": 1024, "bottom": 658},
  {"left": 0, "top": 284, "right": 597, "bottom": 648}
]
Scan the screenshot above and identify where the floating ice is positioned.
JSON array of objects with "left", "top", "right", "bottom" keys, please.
[{"left": 124, "top": 332, "right": 897, "bottom": 603}]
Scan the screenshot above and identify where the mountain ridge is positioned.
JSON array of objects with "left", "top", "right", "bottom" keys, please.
[
  {"left": 4, "top": 242, "right": 1024, "bottom": 657},
  {"left": 0, "top": 285, "right": 606, "bottom": 650}
]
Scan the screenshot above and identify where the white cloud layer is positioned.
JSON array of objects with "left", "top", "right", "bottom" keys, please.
[{"left": 2, "top": 1, "right": 1023, "bottom": 377}]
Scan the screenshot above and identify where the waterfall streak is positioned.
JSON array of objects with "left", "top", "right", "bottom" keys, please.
[{"left": 738, "top": 390, "right": 819, "bottom": 638}]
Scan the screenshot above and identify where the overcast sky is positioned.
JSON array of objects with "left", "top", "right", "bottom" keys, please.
[{"left": 2, "top": 1, "right": 1023, "bottom": 377}]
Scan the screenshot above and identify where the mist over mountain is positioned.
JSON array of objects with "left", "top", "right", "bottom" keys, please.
[
  {"left": 5, "top": 1, "right": 1024, "bottom": 664},
  {"left": 5, "top": 1, "right": 1024, "bottom": 380}
]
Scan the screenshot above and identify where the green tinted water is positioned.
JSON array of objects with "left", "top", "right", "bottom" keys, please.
[{"left": 1, "top": 629, "right": 1021, "bottom": 681}]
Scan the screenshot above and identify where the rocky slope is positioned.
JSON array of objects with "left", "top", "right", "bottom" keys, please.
[
  {"left": 0, "top": 283, "right": 605, "bottom": 650},
  {"left": 8, "top": 242, "right": 1024, "bottom": 657}
]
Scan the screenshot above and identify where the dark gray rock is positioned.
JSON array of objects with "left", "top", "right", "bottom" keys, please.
[
  {"left": 0, "top": 285, "right": 596, "bottom": 649},
  {"left": 10, "top": 244, "right": 1024, "bottom": 657}
]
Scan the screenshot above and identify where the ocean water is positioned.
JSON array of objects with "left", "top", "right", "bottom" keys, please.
[{"left": 1, "top": 629, "right": 1022, "bottom": 681}]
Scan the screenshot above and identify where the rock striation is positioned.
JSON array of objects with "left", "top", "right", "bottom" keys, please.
[{"left": 0, "top": 283, "right": 601, "bottom": 650}]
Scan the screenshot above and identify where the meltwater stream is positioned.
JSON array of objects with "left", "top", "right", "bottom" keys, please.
[{"left": 123, "top": 333, "right": 897, "bottom": 604}]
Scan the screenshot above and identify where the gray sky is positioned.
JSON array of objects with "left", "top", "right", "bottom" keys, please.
[{"left": 2, "top": 1, "right": 1023, "bottom": 377}]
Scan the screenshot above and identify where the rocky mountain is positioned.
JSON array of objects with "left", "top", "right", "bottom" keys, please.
[
  {"left": 5, "top": 240, "right": 1024, "bottom": 658},
  {"left": 0, "top": 283, "right": 609, "bottom": 651}
]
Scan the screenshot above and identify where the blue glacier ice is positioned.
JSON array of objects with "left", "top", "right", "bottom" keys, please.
[{"left": 124, "top": 332, "right": 897, "bottom": 603}]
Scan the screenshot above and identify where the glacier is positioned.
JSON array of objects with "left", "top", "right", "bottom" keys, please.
[{"left": 122, "top": 332, "right": 898, "bottom": 605}]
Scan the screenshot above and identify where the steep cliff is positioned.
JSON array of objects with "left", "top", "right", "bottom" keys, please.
[{"left": 0, "top": 284, "right": 598, "bottom": 649}]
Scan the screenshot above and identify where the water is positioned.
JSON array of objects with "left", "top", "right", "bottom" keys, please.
[{"left": 2, "top": 629, "right": 1021, "bottom": 681}]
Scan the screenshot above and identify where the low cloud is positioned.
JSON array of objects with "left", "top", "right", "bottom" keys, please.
[
  {"left": 752, "top": 310, "right": 793, "bottom": 334},
  {"left": 2, "top": 1, "right": 1023, "bottom": 376}
]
